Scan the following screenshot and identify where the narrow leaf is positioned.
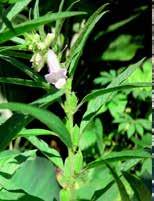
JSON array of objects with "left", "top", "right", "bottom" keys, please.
[
  {"left": 0, "top": 11, "right": 86, "bottom": 43},
  {"left": 78, "top": 83, "right": 151, "bottom": 108},
  {"left": 0, "top": 77, "right": 45, "bottom": 88},
  {"left": 0, "top": 102, "right": 72, "bottom": 148},
  {"left": 123, "top": 171, "right": 151, "bottom": 201},
  {"left": 0, "top": 90, "right": 64, "bottom": 150},
  {"left": 26, "top": 136, "right": 63, "bottom": 169},
  {"left": 87, "top": 149, "right": 150, "bottom": 169},
  {"left": 67, "top": 3, "right": 108, "bottom": 76},
  {"left": 80, "top": 59, "right": 145, "bottom": 133},
  {"left": 105, "top": 163, "right": 130, "bottom": 201},
  {"left": 18, "top": 128, "right": 56, "bottom": 137}
]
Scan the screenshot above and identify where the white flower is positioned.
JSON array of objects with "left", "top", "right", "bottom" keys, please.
[{"left": 45, "top": 49, "right": 67, "bottom": 89}]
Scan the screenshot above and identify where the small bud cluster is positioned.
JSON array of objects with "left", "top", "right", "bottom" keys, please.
[{"left": 25, "top": 33, "right": 55, "bottom": 72}]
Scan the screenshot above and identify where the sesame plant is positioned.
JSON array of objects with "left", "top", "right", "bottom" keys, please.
[{"left": 0, "top": 0, "right": 151, "bottom": 201}]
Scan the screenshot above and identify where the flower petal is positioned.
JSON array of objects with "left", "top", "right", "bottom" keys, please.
[
  {"left": 55, "top": 78, "right": 66, "bottom": 89},
  {"left": 47, "top": 49, "right": 61, "bottom": 72}
]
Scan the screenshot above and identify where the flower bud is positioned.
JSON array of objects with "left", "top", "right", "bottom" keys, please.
[
  {"left": 44, "top": 33, "right": 55, "bottom": 48},
  {"left": 30, "top": 52, "right": 45, "bottom": 72}
]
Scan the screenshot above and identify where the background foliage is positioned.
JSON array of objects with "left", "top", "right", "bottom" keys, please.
[{"left": 0, "top": 0, "right": 151, "bottom": 200}]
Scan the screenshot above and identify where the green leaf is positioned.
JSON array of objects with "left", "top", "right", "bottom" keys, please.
[
  {"left": 26, "top": 136, "right": 63, "bottom": 169},
  {"left": 73, "top": 150, "right": 83, "bottom": 174},
  {"left": 135, "top": 123, "right": 144, "bottom": 136},
  {"left": 6, "top": 0, "right": 32, "bottom": 20},
  {"left": 127, "top": 124, "right": 135, "bottom": 138},
  {"left": 123, "top": 171, "right": 151, "bottom": 201},
  {"left": 79, "top": 120, "right": 97, "bottom": 150},
  {"left": 0, "top": 90, "right": 63, "bottom": 150},
  {"left": 32, "top": 89, "right": 64, "bottom": 106},
  {"left": 18, "top": 128, "right": 56, "bottom": 137},
  {"left": 0, "top": 77, "right": 46, "bottom": 88},
  {"left": 105, "top": 163, "right": 130, "bottom": 201},
  {"left": 87, "top": 149, "right": 150, "bottom": 169},
  {"left": 0, "top": 189, "right": 42, "bottom": 201},
  {"left": 132, "top": 134, "right": 151, "bottom": 148},
  {"left": 101, "top": 35, "right": 142, "bottom": 61},
  {"left": 78, "top": 83, "right": 150, "bottom": 108},
  {"left": 108, "top": 93, "right": 127, "bottom": 119},
  {"left": 95, "top": 118, "right": 104, "bottom": 155},
  {"left": 0, "top": 11, "right": 86, "bottom": 43},
  {"left": 0, "top": 56, "right": 46, "bottom": 83},
  {"left": 91, "top": 181, "right": 114, "bottom": 201},
  {"left": 0, "top": 7, "right": 15, "bottom": 33},
  {"left": 0, "top": 0, "right": 23, "bottom": 4},
  {"left": 0, "top": 150, "right": 36, "bottom": 177},
  {"left": 0, "top": 113, "right": 30, "bottom": 151},
  {"left": 0, "top": 150, "right": 19, "bottom": 165},
  {"left": 95, "top": 14, "right": 139, "bottom": 40},
  {"left": 94, "top": 69, "right": 116, "bottom": 86},
  {"left": 0, "top": 102, "right": 72, "bottom": 148},
  {"left": 60, "top": 189, "right": 71, "bottom": 201},
  {"left": 33, "top": 0, "right": 39, "bottom": 20},
  {"left": 67, "top": 3, "right": 108, "bottom": 76},
  {"left": 4, "top": 157, "right": 60, "bottom": 201},
  {"left": 80, "top": 59, "right": 145, "bottom": 133}
]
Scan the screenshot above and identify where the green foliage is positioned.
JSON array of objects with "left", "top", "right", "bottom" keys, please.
[
  {"left": 0, "top": 11, "right": 85, "bottom": 43},
  {"left": 102, "top": 35, "right": 142, "bottom": 61},
  {"left": 67, "top": 3, "right": 109, "bottom": 76},
  {"left": 2, "top": 157, "right": 60, "bottom": 201},
  {"left": 0, "top": 1, "right": 151, "bottom": 200},
  {"left": 0, "top": 102, "right": 72, "bottom": 148}
]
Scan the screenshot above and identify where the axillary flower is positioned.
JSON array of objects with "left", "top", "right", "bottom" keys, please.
[{"left": 45, "top": 49, "right": 67, "bottom": 89}]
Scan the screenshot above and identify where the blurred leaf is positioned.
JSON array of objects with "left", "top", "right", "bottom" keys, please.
[
  {"left": 73, "top": 150, "right": 83, "bottom": 174},
  {"left": 105, "top": 163, "right": 130, "bottom": 201},
  {"left": 26, "top": 136, "right": 63, "bottom": 169},
  {"left": 0, "top": 77, "right": 46, "bottom": 88},
  {"left": 0, "top": 56, "right": 46, "bottom": 84},
  {"left": 137, "top": 119, "right": 151, "bottom": 131},
  {"left": 87, "top": 149, "right": 150, "bottom": 169},
  {"left": 78, "top": 83, "right": 150, "bottom": 109},
  {"left": 94, "top": 70, "right": 116, "bottom": 86},
  {"left": 60, "top": 189, "right": 71, "bottom": 201},
  {"left": 79, "top": 120, "right": 97, "bottom": 150},
  {"left": 67, "top": 3, "right": 108, "bottom": 75},
  {"left": 0, "top": 189, "right": 42, "bottom": 201},
  {"left": 123, "top": 171, "right": 151, "bottom": 201},
  {"left": 0, "top": 150, "right": 37, "bottom": 188},
  {"left": 0, "top": 102, "right": 72, "bottom": 149},
  {"left": 80, "top": 59, "right": 145, "bottom": 133},
  {"left": 95, "top": 14, "right": 139, "bottom": 40},
  {"left": 0, "top": 150, "right": 19, "bottom": 166},
  {"left": 127, "top": 124, "right": 135, "bottom": 138},
  {"left": 95, "top": 118, "right": 104, "bottom": 155},
  {"left": 0, "top": 5, "right": 15, "bottom": 33},
  {"left": 0, "top": 11, "right": 86, "bottom": 43},
  {"left": 0, "top": 113, "right": 29, "bottom": 151},
  {"left": 53, "top": 0, "right": 81, "bottom": 50},
  {"left": 18, "top": 128, "right": 56, "bottom": 137},
  {"left": 4, "top": 157, "right": 60, "bottom": 201},
  {"left": 132, "top": 134, "right": 151, "bottom": 148},
  {"left": 6, "top": 0, "right": 32, "bottom": 21},
  {"left": 0, "top": 0, "right": 23, "bottom": 3},
  {"left": 0, "top": 89, "right": 63, "bottom": 151},
  {"left": 128, "top": 59, "right": 152, "bottom": 99},
  {"left": 91, "top": 181, "right": 114, "bottom": 201},
  {"left": 102, "top": 35, "right": 142, "bottom": 61},
  {"left": 107, "top": 93, "right": 127, "bottom": 119},
  {"left": 135, "top": 123, "right": 144, "bottom": 136}
]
